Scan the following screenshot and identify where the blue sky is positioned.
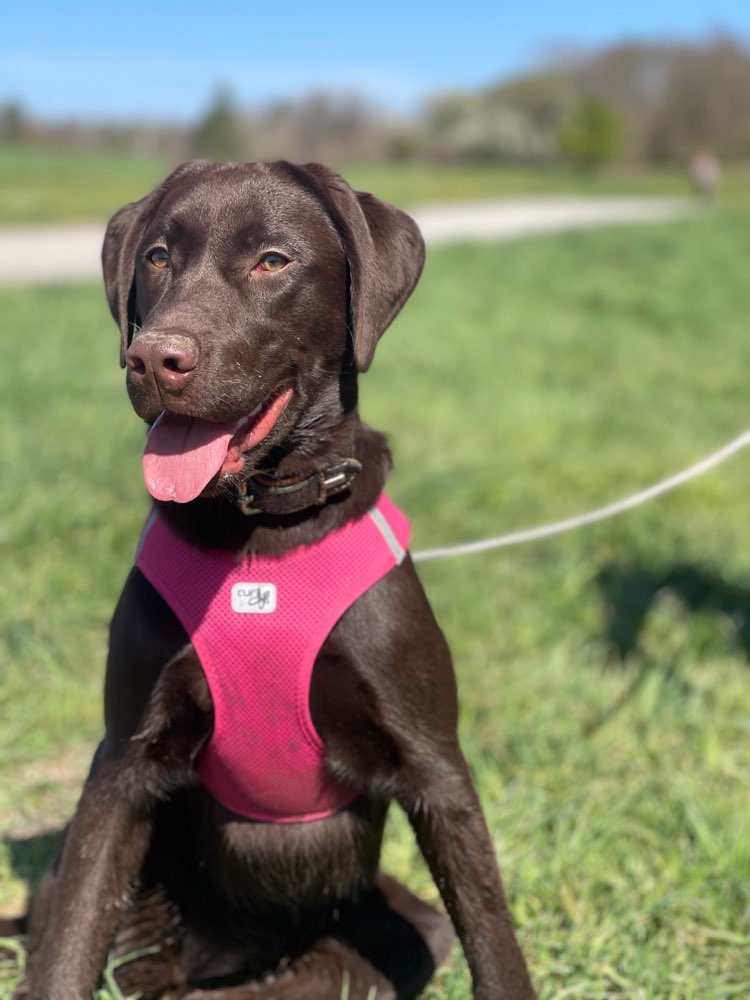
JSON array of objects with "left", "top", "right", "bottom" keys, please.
[{"left": 2, "top": 1, "right": 749, "bottom": 122}]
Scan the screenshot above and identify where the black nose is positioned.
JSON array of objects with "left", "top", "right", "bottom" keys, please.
[{"left": 126, "top": 333, "right": 200, "bottom": 393}]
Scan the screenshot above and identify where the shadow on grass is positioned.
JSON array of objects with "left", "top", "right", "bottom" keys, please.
[
  {"left": 597, "top": 561, "right": 750, "bottom": 661},
  {"left": 0, "top": 829, "right": 61, "bottom": 981},
  {"left": 587, "top": 561, "right": 750, "bottom": 732},
  {"left": 2, "top": 828, "right": 62, "bottom": 924},
  {"left": 6, "top": 830, "right": 61, "bottom": 888}
]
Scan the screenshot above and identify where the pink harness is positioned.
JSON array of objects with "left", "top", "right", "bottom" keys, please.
[{"left": 135, "top": 496, "right": 410, "bottom": 823}]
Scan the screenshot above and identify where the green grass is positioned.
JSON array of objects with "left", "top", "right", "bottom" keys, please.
[
  {"left": 342, "top": 161, "right": 703, "bottom": 206},
  {"left": 0, "top": 145, "right": 169, "bottom": 223},
  {"left": 3, "top": 143, "right": 747, "bottom": 225},
  {"left": 2, "top": 210, "right": 750, "bottom": 998}
]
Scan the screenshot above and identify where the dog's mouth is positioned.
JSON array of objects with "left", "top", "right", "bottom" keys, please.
[{"left": 143, "top": 387, "right": 294, "bottom": 503}]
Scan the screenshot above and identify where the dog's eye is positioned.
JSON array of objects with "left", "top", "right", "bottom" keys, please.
[
  {"left": 148, "top": 248, "right": 170, "bottom": 269},
  {"left": 255, "top": 253, "right": 288, "bottom": 273}
]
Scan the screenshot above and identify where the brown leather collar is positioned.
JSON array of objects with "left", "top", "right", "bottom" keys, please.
[{"left": 236, "top": 458, "right": 363, "bottom": 516}]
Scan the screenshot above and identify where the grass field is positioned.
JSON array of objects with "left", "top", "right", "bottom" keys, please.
[
  {"left": 0, "top": 143, "right": 738, "bottom": 225},
  {"left": 2, "top": 208, "right": 750, "bottom": 998},
  {"left": 0, "top": 146, "right": 170, "bottom": 224}
]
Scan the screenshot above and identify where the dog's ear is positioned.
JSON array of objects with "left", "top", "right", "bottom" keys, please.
[
  {"left": 298, "top": 163, "right": 425, "bottom": 372},
  {"left": 102, "top": 160, "right": 209, "bottom": 367},
  {"left": 102, "top": 193, "right": 157, "bottom": 367}
]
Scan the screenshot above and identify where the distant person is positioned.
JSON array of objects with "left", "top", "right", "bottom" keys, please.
[{"left": 690, "top": 151, "right": 721, "bottom": 201}]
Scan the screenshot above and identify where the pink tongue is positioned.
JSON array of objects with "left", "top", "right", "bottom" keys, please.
[{"left": 143, "top": 413, "right": 236, "bottom": 503}]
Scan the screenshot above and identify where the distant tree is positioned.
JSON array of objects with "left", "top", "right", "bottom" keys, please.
[
  {"left": 488, "top": 71, "right": 575, "bottom": 133},
  {"left": 249, "top": 92, "right": 383, "bottom": 163},
  {"left": 192, "top": 88, "right": 247, "bottom": 161},
  {"left": 0, "top": 100, "right": 29, "bottom": 142},
  {"left": 425, "top": 87, "right": 562, "bottom": 163},
  {"left": 647, "top": 39, "right": 750, "bottom": 161},
  {"left": 569, "top": 37, "right": 750, "bottom": 162},
  {"left": 558, "top": 98, "right": 622, "bottom": 167},
  {"left": 383, "top": 124, "right": 421, "bottom": 161}
]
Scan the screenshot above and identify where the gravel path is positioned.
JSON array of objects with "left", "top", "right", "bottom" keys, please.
[
  {"left": 413, "top": 194, "right": 694, "bottom": 244},
  {"left": 0, "top": 195, "right": 696, "bottom": 285}
]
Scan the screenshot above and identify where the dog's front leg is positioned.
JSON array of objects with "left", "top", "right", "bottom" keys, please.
[
  {"left": 321, "top": 565, "right": 537, "bottom": 999},
  {"left": 400, "top": 748, "right": 536, "bottom": 1000},
  {"left": 23, "top": 755, "right": 153, "bottom": 1000},
  {"left": 23, "top": 645, "right": 210, "bottom": 1000}
]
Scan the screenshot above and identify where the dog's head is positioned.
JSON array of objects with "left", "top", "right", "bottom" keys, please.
[{"left": 102, "top": 160, "right": 424, "bottom": 504}]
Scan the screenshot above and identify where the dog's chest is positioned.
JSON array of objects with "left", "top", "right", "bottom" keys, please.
[{"left": 135, "top": 497, "right": 409, "bottom": 823}]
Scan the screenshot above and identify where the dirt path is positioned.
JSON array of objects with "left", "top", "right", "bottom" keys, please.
[
  {"left": 0, "top": 196, "right": 696, "bottom": 285},
  {"left": 412, "top": 194, "right": 695, "bottom": 244}
]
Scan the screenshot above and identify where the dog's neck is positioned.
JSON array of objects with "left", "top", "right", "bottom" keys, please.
[{"left": 153, "top": 415, "right": 392, "bottom": 556}]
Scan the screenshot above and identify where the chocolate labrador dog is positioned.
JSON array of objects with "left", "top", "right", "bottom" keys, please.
[{"left": 15, "top": 161, "right": 535, "bottom": 1000}]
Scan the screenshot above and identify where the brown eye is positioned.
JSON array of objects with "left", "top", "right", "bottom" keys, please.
[
  {"left": 148, "top": 248, "right": 169, "bottom": 269},
  {"left": 255, "top": 252, "right": 288, "bottom": 273}
]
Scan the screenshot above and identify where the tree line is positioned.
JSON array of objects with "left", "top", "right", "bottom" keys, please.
[{"left": 2, "top": 35, "right": 749, "bottom": 168}]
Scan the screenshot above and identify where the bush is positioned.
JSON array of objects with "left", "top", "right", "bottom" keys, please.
[{"left": 558, "top": 98, "right": 623, "bottom": 168}]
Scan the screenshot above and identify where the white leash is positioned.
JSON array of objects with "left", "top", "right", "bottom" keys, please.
[{"left": 412, "top": 429, "right": 750, "bottom": 563}]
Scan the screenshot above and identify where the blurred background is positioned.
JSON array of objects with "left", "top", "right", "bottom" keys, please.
[
  {"left": 1, "top": 0, "right": 750, "bottom": 216},
  {"left": 3, "top": 5, "right": 750, "bottom": 998}
]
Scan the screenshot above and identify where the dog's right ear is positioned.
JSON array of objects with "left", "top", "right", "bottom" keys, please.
[
  {"left": 102, "top": 160, "right": 209, "bottom": 367},
  {"left": 102, "top": 193, "right": 158, "bottom": 367}
]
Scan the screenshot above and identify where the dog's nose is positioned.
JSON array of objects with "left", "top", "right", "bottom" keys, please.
[{"left": 126, "top": 333, "right": 200, "bottom": 392}]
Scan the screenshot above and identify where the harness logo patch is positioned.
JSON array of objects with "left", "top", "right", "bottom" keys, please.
[{"left": 231, "top": 582, "right": 277, "bottom": 614}]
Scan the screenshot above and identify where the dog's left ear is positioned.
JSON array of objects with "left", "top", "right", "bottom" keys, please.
[{"left": 298, "top": 163, "right": 426, "bottom": 372}]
